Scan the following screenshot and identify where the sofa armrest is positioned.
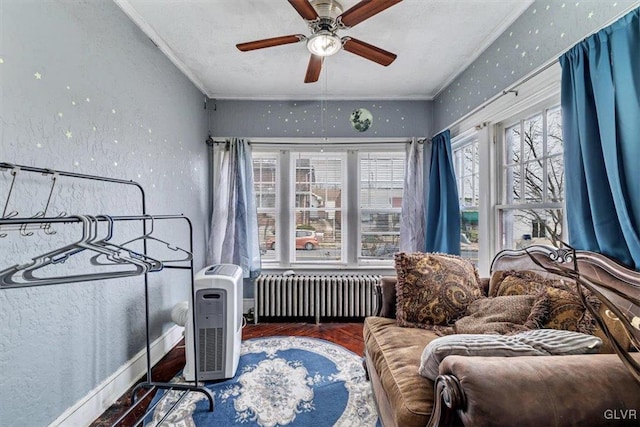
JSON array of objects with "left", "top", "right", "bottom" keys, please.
[
  {"left": 375, "top": 276, "right": 397, "bottom": 318},
  {"left": 428, "top": 353, "right": 640, "bottom": 427}
]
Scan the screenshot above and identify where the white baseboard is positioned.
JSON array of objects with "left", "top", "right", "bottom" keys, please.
[{"left": 49, "top": 325, "right": 184, "bottom": 427}]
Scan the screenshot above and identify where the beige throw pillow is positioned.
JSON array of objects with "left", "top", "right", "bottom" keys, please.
[{"left": 454, "top": 295, "right": 537, "bottom": 335}]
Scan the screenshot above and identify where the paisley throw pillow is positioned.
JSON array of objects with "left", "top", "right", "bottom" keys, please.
[
  {"left": 528, "top": 286, "right": 598, "bottom": 335},
  {"left": 490, "top": 269, "right": 559, "bottom": 297},
  {"left": 394, "top": 252, "right": 483, "bottom": 332}
]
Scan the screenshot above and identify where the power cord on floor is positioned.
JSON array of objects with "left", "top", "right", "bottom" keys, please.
[{"left": 243, "top": 308, "right": 255, "bottom": 327}]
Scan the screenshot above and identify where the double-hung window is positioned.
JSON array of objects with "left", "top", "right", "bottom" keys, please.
[
  {"left": 252, "top": 143, "right": 406, "bottom": 268},
  {"left": 359, "top": 152, "right": 404, "bottom": 260},
  {"left": 253, "top": 153, "right": 279, "bottom": 262},
  {"left": 497, "top": 105, "right": 565, "bottom": 250},
  {"left": 452, "top": 133, "right": 480, "bottom": 264},
  {"left": 293, "top": 151, "right": 344, "bottom": 262},
  {"left": 449, "top": 69, "right": 563, "bottom": 274}
]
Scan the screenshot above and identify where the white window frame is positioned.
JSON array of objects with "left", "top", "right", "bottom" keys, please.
[
  {"left": 252, "top": 139, "right": 408, "bottom": 271},
  {"left": 357, "top": 151, "right": 405, "bottom": 266},
  {"left": 253, "top": 152, "right": 280, "bottom": 263},
  {"left": 495, "top": 103, "right": 565, "bottom": 251},
  {"left": 446, "top": 62, "right": 562, "bottom": 276},
  {"left": 452, "top": 132, "right": 479, "bottom": 208},
  {"left": 289, "top": 150, "right": 347, "bottom": 265},
  {"left": 452, "top": 129, "right": 480, "bottom": 266}
]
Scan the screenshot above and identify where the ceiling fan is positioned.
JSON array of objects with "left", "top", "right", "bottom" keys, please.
[{"left": 236, "top": 0, "right": 403, "bottom": 83}]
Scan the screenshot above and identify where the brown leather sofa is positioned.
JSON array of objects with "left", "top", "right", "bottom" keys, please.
[{"left": 363, "top": 246, "right": 640, "bottom": 427}]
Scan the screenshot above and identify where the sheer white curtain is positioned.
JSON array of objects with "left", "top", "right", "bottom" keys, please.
[
  {"left": 207, "top": 138, "right": 261, "bottom": 278},
  {"left": 400, "top": 138, "right": 430, "bottom": 252}
]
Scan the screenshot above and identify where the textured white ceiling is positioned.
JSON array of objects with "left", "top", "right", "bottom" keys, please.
[{"left": 115, "top": 0, "right": 534, "bottom": 100}]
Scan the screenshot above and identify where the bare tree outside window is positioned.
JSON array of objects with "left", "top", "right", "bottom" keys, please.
[{"left": 502, "top": 106, "right": 564, "bottom": 249}]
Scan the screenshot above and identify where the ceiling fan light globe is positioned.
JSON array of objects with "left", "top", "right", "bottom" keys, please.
[{"left": 307, "top": 32, "right": 342, "bottom": 57}]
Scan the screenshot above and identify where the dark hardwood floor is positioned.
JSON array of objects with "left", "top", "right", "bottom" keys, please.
[{"left": 90, "top": 321, "right": 365, "bottom": 426}]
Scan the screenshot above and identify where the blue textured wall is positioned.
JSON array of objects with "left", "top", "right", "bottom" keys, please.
[
  {"left": 0, "top": 1, "right": 209, "bottom": 425},
  {"left": 210, "top": 100, "right": 433, "bottom": 138},
  {"left": 433, "top": 0, "right": 640, "bottom": 132}
]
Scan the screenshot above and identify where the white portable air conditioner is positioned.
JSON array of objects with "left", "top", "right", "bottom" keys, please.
[{"left": 184, "top": 264, "right": 243, "bottom": 381}]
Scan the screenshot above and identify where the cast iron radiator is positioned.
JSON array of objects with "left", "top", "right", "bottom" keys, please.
[{"left": 254, "top": 274, "right": 381, "bottom": 323}]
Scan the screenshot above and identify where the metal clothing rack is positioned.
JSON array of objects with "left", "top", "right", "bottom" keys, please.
[{"left": 0, "top": 162, "right": 214, "bottom": 426}]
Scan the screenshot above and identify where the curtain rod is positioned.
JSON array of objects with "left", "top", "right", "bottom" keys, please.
[
  {"left": 206, "top": 137, "right": 415, "bottom": 146},
  {"left": 249, "top": 140, "right": 411, "bottom": 146},
  {"left": 437, "top": 58, "right": 559, "bottom": 136}
]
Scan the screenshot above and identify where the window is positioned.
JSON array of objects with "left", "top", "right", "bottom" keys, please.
[
  {"left": 253, "top": 144, "right": 406, "bottom": 267},
  {"left": 452, "top": 135, "right": 480, "bottom": 264},
  {"left": 531, "top": 219, "right": 546, "bottom": 238},
  {"left": 359, "top": 153, "right": 404, "bottom": 260},
  {"left": 293, "top": 152, "right": 343, "bottom": 262},
  {"left": 253, "top": 154, "right": 278, "bottom": 262},
  {"left": 498, "top": 105, "right": 564, "bottom": 250}
]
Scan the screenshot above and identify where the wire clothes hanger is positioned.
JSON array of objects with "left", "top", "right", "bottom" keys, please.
[
  {"left": 87, "top": 215, "right": 164, "bottom": 271},
  {"left": 44, "top": 214, "right": 163, "bottom": 272},
  {"left": 116, "top": 214, "right": 193, "bottom": 263},
  {"left": 1, "top": 215, "right": 145, "bottom": 287},
  {"left": 0, "top": 215, "right": 154, "bottom": 288},
  {"left": 1, "top": 214, "right": 96, "bottom": 274},
  {"left": 52, "top": 214, "right": 112, "bottom": 265},
  {"left": 36, "top": 214, "right": 155, "bottom": 269}
]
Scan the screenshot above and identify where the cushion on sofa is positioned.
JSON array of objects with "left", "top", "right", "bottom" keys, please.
[
  {"left": 491, "top": 270, "right": 603, "bottom": 335},
  {"left": 489, "top": 270, "right": 627, "bottom": 353},
  {"left": 418, "top": 329, "right": 602, "bottom": 380},
  {"left": 378, "top": 276, "right": 398, "bottom": 318},
  {"left": 364, "top": 316, "right": 438, "bottom": 427},
  {"left": 528, "top": 285, "right": 598, "bottom": 335},
  {"left": 394, "top": 252, "right": 482, "bottom": 332},
  {"left": 489, "top": 269, "right": 560, "bottom": 297},
  {"left": 453, "top": 295, "right": 538, "bottom": 335}
]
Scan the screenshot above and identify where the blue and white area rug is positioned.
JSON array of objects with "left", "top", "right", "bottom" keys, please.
[{"left": 146, "top": 336, "right": 380, "bottom": 427}]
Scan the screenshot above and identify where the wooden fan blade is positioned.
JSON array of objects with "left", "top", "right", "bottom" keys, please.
[
  {"left": 338, "top": 0, "right": 402, "bottom": 28},
  {"left": 342, "top": 37, "right": 397, "bottom": 66},
  {"left": 288, "top": 0, "right": 319, "bottom": 21},
  {"left": 236, "top": 35, "right": 304, "bottom": 51},
  {"left": 304, "top": 54, "right": 323, "bottom": 83}
]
